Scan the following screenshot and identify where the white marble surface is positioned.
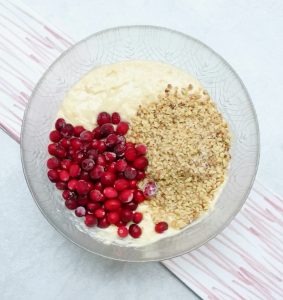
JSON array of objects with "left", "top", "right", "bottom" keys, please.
[{"left": 1, "top": 0, "right": 283, "bottom": 299}]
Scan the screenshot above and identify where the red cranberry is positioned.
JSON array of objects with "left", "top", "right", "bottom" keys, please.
[
  {"left": 90, "top": 190, "right": 104, "bottom": 202},
  {"left": 75, "top": 206, "right": 86, "bottom": 217},
  {"left": 104, "top": 152, "right": 116, "bottom": 163},
  {"left": 76, "top": 180, "right": 90, "bottom": 195},
  {"left": 96, "top": 154, "right": 107, "bottom": 166},
  {"left": 94, "top": 208, "right": 106, "bottom": 219},
  {"left": 104, "top": 199, "right": 121, "bottom": 211},
  {"left": 59, "top": 170, "right": 70, "bottom": 182},
  {"left": 136, "top": 171, "right": 146, "bottom": 180},
  {"left": 117, "top": 226, "right": 128, "bottom": 238},
  {"left": 85, "top": 215, "right": 97, "bottom": 227},
  {"left": 111, "top": 112, "right": 121, "bottom": 124},
  {"left": 69, "top": 164, "right": 81, "bottom": 178},
  {"left": 124, "top": 148, "right": 137, "bottom": 162},
  {"left": 81, "top": 158, "right": 95, "bottom": 171},
  {"left": 74, "top": 151, "right": 85, "bottom": 163},
  {"left": 87, "top": 149, "right": 98, "bottom": 160},
  {"left": 61, "top": 159, "right": 71, "bottom": 170},
  {"left": 62, "top": 190, "right": 76, "bottom": 200},
  {"left": 116, "top": 159, "right": 127, "bottom": 172},
  {"left": 107, "top": 211, "right": 120, "bottom": 224},
  {"left": 117, "top": 172, "right": 125, "bottom": 179},
  {"left": 73, "top": 125, "right": 85, "bottom": 137},
  {"left": 47, "top": 157, "right": 60, "bottom": 169},
  {"left": 97, "top": 112, "right": 111, "bottom": 126},
  {"left": 70, "top": 138, "right": 82, "bottom": 150},
  {"left": 101, "top": 172, "right": 116, "bottom": 186},
  {"left": 93, "top": 181, "right": 103, "bottom": 192},
  {"left": 135, "top": 144, "right": 147, "bottom": 156},
  {"left": 144, "top": 181, "right": 157, "bottom": 198},
  {"left": 60, "top": 138, "right": 70, "bottom": 149},
  {"left": 116, "top": 122, "right": 129, "bottom": 135},
  {"left": 124, "top": 166, "right": 137, "bottom": 180},
  {"left": 68, "top": 179, "right": 78, "bottom": 191},
  {"left": 155, "top": 222, "right": 168, "bottom": 233},
  {"left": 80, "top": 130, "right": 93, "bottom": 142},
  {"left": 97, "top": 217, "right": 110, "bottom": 228},
  {"left": 92, "top": 127, "right": 101, "bottom": 139},
  {"left": 105, "top": 134, "right": 118, "bottom": 148},
  {"left": 100, "top": 123, "right": 114, "bottom": 137},
  {"left": 47, "top": 169, "right": 59, "bottom": 182},
  {"left": 134, "top": 190, "right": 145, "bottom": 203},
  {"left": 128, "top": 180, "right": 137, "bottom": 189},
  {"left": 114, "top": 179, "right": 129, "bottom": 191},
  {"left": 117, "top": 135, "right": 126, "bottom": 145},
  {"left": 55, "top": 181, "right": 67, "bottom": 190},
  {"left": 106, "top": 162, "right": 116, "bottom": 173},
  {"left": 114, "top": 143, "right": 126, "bottom": 156},
  {"left": 48, "top": 143, "right": 57, "bottom": 155},
  {"left": 120, "top": 209, "right": 133, "bottom": 223},
  {"left": 55, "top": 118, "right": 66, "bottom": 131},
  {"left": 80, "top": 170, "right": 90, "bottom": 181},
  {"left": 90, "top": 165, "right": 104, "bottom": 180},
  {"left": 133, "top": 212, "right": 143, "bottom": 224},
  {"left": 49, "top": 130, "right": 61, "bottom": 143},
  {"left": 126, "top": 142, "right": 135, "bottom": 148},
  {"left": 129, "top": 224, "right": 142, "bottom": 238},
  {"left": 133, "top": 157, "right": 148, "bottom": 170},
  {"left": 96, "top": 141, "right": 107, "bottom": 154},
  {"left": 61, "top": 123, "right": 74, "bottom": 138},
  {"left": 122, "top": 201, "right": 138, "bottom": 211},
  {"left": 103, "top": 187, "right": 118, "bottom": 199},
  {"left": 91, "top": 139, "right": 99, "bottom": 149},
  {"left": 77, "top": 194, "right": 89, "bottom": 206},
  {"left": 87, "top": 202, "right": 100, "bottom": 213},
  {"left": 119, "top": 189, "right": 134, "bottom": 203},
  {"left": 65, "top": 199, "right": 78, "bottom": 210},
  {"left": 54, "top": 146, "right": 66, "bottom": 159}
]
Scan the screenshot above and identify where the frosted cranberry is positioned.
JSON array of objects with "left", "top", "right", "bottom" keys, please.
[
  {"left": 85, "top": 215, "right": 97, "bottom": 227},
  {"left": 97, "top": 141, "right": 107, "bottom": 154},
  {"left": 77, "top": 194, "right": 89, "bottom": 206},
  {"left": 134, "top": 190, "right": 145, "bottom": 203},
  {"left": 69, "top": 164, "right": 81, "bottom": 178},
  {"left": 87, "top": 202, "right": 100, "bottom": 213},
  {"left": 103, "top": 187, "right": 118, "bottom": 199},
  {"left": 62, "top": 190, "right": 76, "bottom": 200},
  {"left": 104, "top": 199, "right": 121, "bottom": 211},
  {"left": 111, "top": 112, "right": 121, "bottom": 124},
  {"left": 104, "top": 152, "right": 116, "bottom": 163},
  {"left": 133, "top": 212, "right": 143, "bottom": 224},
  {"left": 68, "top": 179, "right": 78, "bottom": 191},
  {"left": 61, "top": 159, "right": 71, "bottom": 170},
  {"left": 107, "top": 211, "right": 120, "bottom": 224},
  {"left": 128, "top": 180, "right": 137, "bottom": 189},
  {"left": 93, "top": 181, "right": 103, "bottom": 192},
  {"left": 73, "top": 125, "right": 85, "bottom": 137},
  {"left": 114, "top": 179, "right": 129, "bottom": 191},
  {"left": 100, "top": 123, "right": 114, "bottom": 137},
  {"left": 61, "top": 123, "right": 74, "bottom": 138},
  {"left": 47, "top": 169, "right": 59, "bottom": 182},
  {"left": 74, "top": 151, "right": 85, "bottom": 163},
  {"left": 90, "top": 165, "right": 104, "bottom": 179},
  {"left": 144, "top": 181, "right": 157, "bottom": 198},
  {"left": 97, "top": 112, "right": 111, "bottom": 126},
  {"left": 155, "top": 222, "right": 168, "bottom": 233},
  {"left": 65, "top": 199, "right": 78, "bottom": 210},
  {"left": 116, "top": 122, "right": 129, "bottom": 135},
  {"left": 107, "top": 162, "right": 116, "bottom": 172},
  {"left": 122, "top": 201, "right": 138, "bottom": 211},
  {"left": 59, "top": 170, "right": 69, "bottom": 182},
  {"left": 48, "top": 143, "right": 57, "bottom": 155},
  {"left": 101, "top": 172, "right": 116, "bottom": 186},
  {"left": 120, "top": 209, "right": 133, "bottom": 223},
  {"left": 133, "top": 157, "right": 148, "bottom": 170},
  {"left": 90, "top": 190, "right": 104, "bottom": 202},
  {"left": 124, "top": 166, "right": 137, "bottom": 180},
  {"left": 80, "top": 130, "right": 93, "bottom": 142},
  {"left": 80, "top": 171, "right": 90, "bottom": 181},
  {"left": 70, "top": 138, "right": 82, "bottom": 150},
  {"left": 136, "top": 171, "right": 146, "bottom": 180},
  {"left": 105, "top": 134, "right": 118, "bottom": 148},
  {"left": 87, "top": 149, "right": 98, "bottom": 160},
  {"left": 81, "top": 158, "right": 95, "bottom": 171},
  {"left": 56, "top": 181, "right": 67, "bottom": 190},
  {"left": 76, "top": 180, "right": 90, "bottom": 195},
  {"left": 49, "top": 130, "right": 61, "bottom": 143},
  {"left": 55, "top": 146, "right": 66, "bottom": 159},
  {"left": 92, "top": 127, "right": 101, "bottom": 139},
  {"left": 75, "top": 206, "right": 86, "bottom": 217},
  {"left": 117, "top": 226, "right": 128, "bottom": 238},
  {"left": 126, "top": 142, "right": 135, "bottom": 148},
  {"left": 116, "top": 159, "right": 127, "bottom": 172},
  {"left": 119, "top": 190, "right": 134, "bottom": 203},
  {"left": 55, "top": 118, "right": 66, "bottom": 131},
  {"left": 129, "top": 224, "right": 142, "bottom": 238},
  {"left": 47, "top": 157, "right": 60, "bottom": 169},
  {"left": 125, "top": 148, "right": 137, "bottom": 162},
  {"left": 114, "top": 143, "right": 126, "bottom": 156},
  {"left": 97, "top": 217, "right": 110, "bottom": 228},
  {"left": 94, "top": 208, "right": 106, "bottom": 219}
]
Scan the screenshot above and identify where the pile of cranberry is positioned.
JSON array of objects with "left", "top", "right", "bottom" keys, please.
[{"left": 47, "top": 112, "right": 168, "bottom": 239}]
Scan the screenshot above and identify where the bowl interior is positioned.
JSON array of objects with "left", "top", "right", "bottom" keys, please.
[{"left": 21, "top": 26, "right": 259, "bottom": 261}]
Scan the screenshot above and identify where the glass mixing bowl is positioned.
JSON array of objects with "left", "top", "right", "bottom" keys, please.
[{"left": 21, "top": 26, "right": 259, "bottom": 261}]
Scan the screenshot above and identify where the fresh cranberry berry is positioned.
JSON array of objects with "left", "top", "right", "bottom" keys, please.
[
  {"left": 107, "top": 211, "right": 120, "bottom": 224},
  {"left": 97, "top": 217, "right": 110, "bottom": 228},
  {"left": 70, "top": 138, "right": 82, "bottom": 150},
  {"left": 65, "top": 199, "right": 78, "bottom": 210},
  {"left": 87, "top": 149, "right": 98, "bottom": 160},
  {"left": 129, "top": 224, "right": 142, "bottom": 238},
  {"left": 62, "top": 190, "right": 76, "bottom": 200},
  {"left": 61, "top": 123, "right": 74, "bottom": 138},
  {"left": 122, "top": 201, "right": 138, "bottom": 211},
  {"left": 116, "top": 122, "right": 129, "bottom": 135},
  {"left": 75, "top": 206, "right": 86, "bottom": 217},
  {"left": 55, "top": 118, "right": 66, "bottom": 131},
  {"left": 133, "top": 190, "right": 145, "bottom": 203},
  {"left": 104, "top": 199, "right": 121, "bottom": 211},
  {"left": 48, "top": 143, "right": 57, "bottom": 155},
  {"left": 124, "top": 166, "right": 137, "bottom": 180},
  {"left": 93, "top": 181, "right": 103, "bottom": 192},
  {"left": 91, "top": 139, "right": 99, "bottom": 149},
  {"left": 90, "top": 165, "right": 104, "bottom": 180},
  {"left": 59, "top": 170, "right": 70, "bottom": 182},
  {"left": 113, "top": 143, "right": 126, "bottom": 156},
  {"left": 81, "top": 158, "right": 95, "bottom": 171},
  {"left": 117, "top": 226, "right": 128, "bottom": 238},
  {"left": 114, "top": 179, "right": 129, "bottom": 191},
  {"left": 55, "top": 181, "right": 67, "bottom": 190},
  {"left": 128, "top": 180, "right": 137, "bottom": 189},
  {"left": 92, "top": 127, "right": 101, "bottom": 139},
  {"left": 97, "top": 112, "right": 111, "bottom": 126},
  {"left": 60, "top": 138, "right": 71, "bottom": 149},
  {"left": 94, "top": 208, "right": 106, "bottom": 219},
  {"left": 80, "top": 170, "right": 90, "bottom": 181},
  {"left": 86, "top": 202, "right": 99, "bottom": 214},
  {"left": 111, "top": 112, "right": 121, "bottom": 124},
  {"left": 133, "top": 212, "right": 143, "bottom": 224},
  {"left": 80, "top": 130, "right": 93, "bottom": 142},
  {"left": 103, "top": 187, "right": 118, "bottom": 199},
  {"left": 117, "top": 135, "right": 126, "bottom": 145},
  {"left": 116, "top": 159, "right": 127, "bottom": 172},
  {"left": 155, "top": 222, "right": 168, "bottom": 233},
  {"left": 96, "top": 141, "right": 107, "bottom": 154},
  {"left": 135, "top": 144, "right": 147, "bottom": 156},
  {"left": 106, "top": 162, "right": 116, "bottom": 172},
  {"left": 54, "top": 146, "right": 66, "bottom": 159},
  {"left": 89, "top": 190, "right": 104, "bottom": 202},
  {"left": 77, "top": 194, "right": 89, "bottom": 206},
  {"left": 67, "top": 179, "right": 78, "bottom": 191},
  {"left": 73, "top": 125, "right": 85, "bottom": 137},
  {"left": 105, "top": 134, "right": 118, "bottom": 148},
  {"left": 124, "top": 148, "right": 137, "bottom": 162},
  {"left": 120, "top": 209, "right": 133, "bottom": 223},
  {"left": 47, "top": 169, "right": 59, "bottom": 182},
  {"left": 47, "top": 157, "right": 60, "bottom": 169},
  {"left": 85, "top": 215, "right": 97, "bottom": 227},
  {"left": 119, "top": 189, "right": 134, "bottom": 203},
  {"left": 76, "top": 180, "right": 90, "bottom": 195},
  {"left": 61, "top": 159, "right": 71, "bottom": 170},
  {"left": 133, "top": 157, "right": 148, "bottom": 170},
  {"left": 69, "top": 164, "right": 81, "bottom": 178},
  {"left": 136, "top": 171, "right": 146, "bottom": 180},
  {"left": 117, "top": 172, "right": 125, "bottom": 179},
  {"left": 100, "top": 123, "right": 114, "bottom": 137},
  {"left": 104, "top": 152, "right": 116, "bottom": 163},
  {"left": 74, "top": 151, "right": 85, "bottom": 163},
  {"left": 49, "top": 130, "right": 61, "bottom": 143},
  {"left": 126, "top": 142, "right": 135, "bottom": 148},
  {"left": 144, "top": 181, "right": 158, "bottom": 198},
  {"left": 101, "top": 172, "right": 116, "bottom": 186}
]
